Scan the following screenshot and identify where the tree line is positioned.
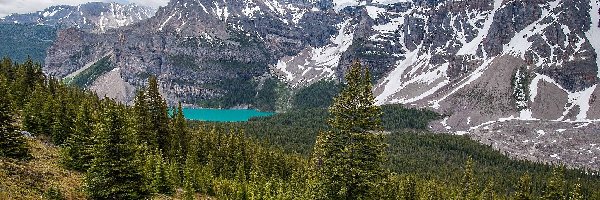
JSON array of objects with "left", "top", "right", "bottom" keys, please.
[{"left": 1, "top": 57, "right": 599, "bottom": 199}]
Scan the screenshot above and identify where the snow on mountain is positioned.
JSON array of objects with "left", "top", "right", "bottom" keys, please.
[
  {"left": 0, "top": 2, "right": 156, "bottom": 33},
  {"left": 41, "top": 0, "right": 600, "bottom": 169}
]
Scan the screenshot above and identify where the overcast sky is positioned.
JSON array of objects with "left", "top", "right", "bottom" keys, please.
[{"left": 0, "top": 0, "right": 170, "bottom": 17}]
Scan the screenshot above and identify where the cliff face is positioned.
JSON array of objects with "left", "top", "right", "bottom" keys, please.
[
  {"left": 0, "top": 2, "right": 155, "bottom": 33},
  {"left": 44, "top": 0, "right": 600, "bottom": 117},
  {"left": 44, "top": 0, "right": 600, "bottom": 168}
]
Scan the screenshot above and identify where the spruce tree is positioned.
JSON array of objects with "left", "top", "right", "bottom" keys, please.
[
  {"left": 310, "top": 61, "right": 386, "bottom": 199},
  {"left": 569, "top": 179, "right": 583, "bottom": 200},
  {"left": 85, "top": 104, "right": 148, "bottom": 199},
  {"left": 0, "top": 78, "right": 29, "bottom": 159},
  {"left": 460, "top": 156, "right": 477, "bottom": 200},
  {"left": 514, "top": 173, "right": 533, "bottom": 200},
  {"left": 62, "top": 102, "right": 96, "bottom": 171},
  {"left": 170, "top": 102, "right": 188, "bottom": 162},
  {"left": 134, "top": 89, "right": 155, "bottom": 147},
  {"left": 23, "top": 83, "right": 51, "bottom": 136},
  {"left": 542, "top": 167, "right": 566, "bottom": 200},
  {"left": 146, "top": 76, "right": 171, "bottom": 152}
]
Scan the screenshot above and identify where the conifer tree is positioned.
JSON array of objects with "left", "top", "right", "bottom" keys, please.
[
  {"left": 0, "top": 78, "right": 29, "bottom": 159},
  {"left": 146, "top": 76, "right": 171, "bottom": 152},
  {"left": 134, "top": 89, "right": 155, "bottom": 146},
  {"left": 514, "top": 173, "right": 533, "bottom": 200},
  {"left": 183, "top": 153, "right": 198, "bottom": 200},
  {"left": 62, "top": 102, "right": 96, "bottom": 171},
  {"left": 569, "top": 179, "right": 583, "bottom": 200},
  {"left": 85, "top": 104, "right": 148, "bottom": 199},
  {"left": 542, "top": 167, "right": 566, "bottom": 200},
  {"left": 402, "top": 175, "right": 417, "bottom": 200},
  {"left": 310, "top": 61, "right": 386, "bottom": 199},
  {"left": 460, "top": 156, "right": 477, "bottom": 200},
  {"left": 170, "top": 102, "right": 187, "bottom": 162},
  {"left": 151, "top": 150, "right": 173, "bottom": 195},
  {"left": 23, "top": 83, "right": 51, "bottom": 136}
]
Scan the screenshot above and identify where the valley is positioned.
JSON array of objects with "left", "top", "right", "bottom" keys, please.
[{"left": 1, "top": 0, "right": 600, "bottom": 199}]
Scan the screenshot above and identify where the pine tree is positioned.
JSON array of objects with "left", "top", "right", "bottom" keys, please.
[
  {"left": 310, "top": 61, "right": 386, "bottom": 199},
  {"left": 542, "top": 167, "right": 566, "bottom": 200},
  {"left": 401, "top": 175, "right": 417, "bottom": 200},
  {"left": 151, "top": 150, "right": 173, "bottom": 195},
  {"left": 22, "top": 83, "right": 51, "bottom": 136},
  {"left": 0, "top": 77, "right": 29, "bottom": 159},
  {"left": 62, "top": 102, "right": 96, "bottom": 171},
  {"left": 569, "top": 179, "right": 583, "bottom": 200},
  {"left": 514, "top": 173, "right": 533, "bottom": 200},
  {"left": 183, "top": 153, "right": 198, "bottom": 200},
  {"left": 85, "top": 104, "right": 148, "bottom": 199},
  {"left": 460, "top": 156, "right": 477, "bottom": 200},
  {"left": 480, "top": 180, "right": 496, "bottom": 200},
  {"left": 146, "top": 76, "right": 171, "bottom": 152},
  {"left": 170, "top": 102, "right": 188, "bottom": 163},
  {"left": 134, "top": 89, "right": 155, "bottom": 147}
]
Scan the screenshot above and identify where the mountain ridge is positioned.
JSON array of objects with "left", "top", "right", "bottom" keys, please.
[{"left": 42, "top": 0, "right": 600, "bottom": 169}]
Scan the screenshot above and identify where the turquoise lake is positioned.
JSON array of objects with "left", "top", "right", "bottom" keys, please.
[{"left": 178, "top": 108, "right": 274, "bottom": 122}]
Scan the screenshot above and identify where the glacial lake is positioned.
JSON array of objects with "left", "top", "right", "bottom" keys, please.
[{"left": 177, "top": 108, "right": 275, "bottom": 122}]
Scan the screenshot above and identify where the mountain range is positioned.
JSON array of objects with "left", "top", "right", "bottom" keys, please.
[
  {"left": 6, "top": 0, "right": 600, "bottom": 169},
  {"left": 0, "top": 2, "right": 156, "bottom": 33}
]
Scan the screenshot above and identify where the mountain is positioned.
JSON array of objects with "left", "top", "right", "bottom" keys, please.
[
  {"left": 0, "top": 24, "right": 56, "bottom": 63},
  {"left": 44, "top": 0, "right": 600, "bottom": 169},
  {"left": 0, "top": 2, "right": 156, "bottom": 33}
]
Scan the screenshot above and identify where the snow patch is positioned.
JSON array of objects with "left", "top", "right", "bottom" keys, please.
[
  {"left": 586, "top": 0, "right": 600, "bottom": 78},
  {"left": 457, "top": 0, "right": 503, "bottom": 56}
]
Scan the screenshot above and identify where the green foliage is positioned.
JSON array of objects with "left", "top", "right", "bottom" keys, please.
[
  {"left": 254, "top": 78, "right": 279, "bottom": 111},
  {"left": 292, "top": 80, "right": 341, "bottom": 110},
  {"left": 460, "top": 156, "right": 477, "bottom": 200},
  {"left": 85, "top": 104, "right": 148, "bottom": 199},
  {"left": 42, "top": 187, "right": 65, "bottom": 200},
  {"left": 134, "top": 76, "right": 171, "bottom": 152},
  {"left": 0, "top": 77, "right": 29, "bottom": 159},
  {"left": 381, "top": 104, "right": 442, "bottom": 131},
  {"left": 311, "top": 61, "right": 387, "bottom": 199},
  {"left": 61, "top": 102, "right": 96, "bottom": 171},
  {"left": 0, "top": 24, "right": 56, "bottom": 64},
  {"left": 69, "top": 56, "right": 113, "bottom": 88},
  {"left": 542, "top": 167, "right": 566, "bottom": 200},
  {"left": 2, "top": 57, "right": 600, "bottom": 199},
  {"left": 514, "top": 174, "right": 533, "bottom": 200}
]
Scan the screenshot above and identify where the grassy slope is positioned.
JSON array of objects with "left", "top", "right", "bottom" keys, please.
[{"left": 0, "top": 137, "right": 85, "bottom": 200}]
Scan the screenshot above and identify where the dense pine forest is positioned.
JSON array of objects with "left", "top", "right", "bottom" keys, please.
[{"left": 1, "top": 57, "right": 600, "bottom": 199}]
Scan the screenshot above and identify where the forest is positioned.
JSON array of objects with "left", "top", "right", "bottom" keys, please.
[{"left": 1, "top": 57, "right": 600, "bottom": 199}]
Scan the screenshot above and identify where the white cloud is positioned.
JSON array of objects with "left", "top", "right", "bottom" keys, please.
[{"left": 0, "top": 0, "right": 169, "bottom": 17}]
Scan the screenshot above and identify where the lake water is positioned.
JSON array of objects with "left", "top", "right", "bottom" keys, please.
[{"left": 179, "top": 108, "right": 274, "bottom": 122}]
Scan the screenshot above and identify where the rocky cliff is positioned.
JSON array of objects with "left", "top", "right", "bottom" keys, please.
[
  {"left": 0, "top": 2, "right": 155, "bottom": 33},
  {"left": 44, "top": 0, "right": 600, "bottom": 169}
]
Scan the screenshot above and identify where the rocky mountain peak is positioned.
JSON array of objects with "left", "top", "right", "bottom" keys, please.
[{"left": 0, "top": 2, "right": 156, "bottom": 33}]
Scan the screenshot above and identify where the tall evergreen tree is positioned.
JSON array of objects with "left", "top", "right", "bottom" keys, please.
[
  {"left": 134, "top": 89, "right": 155, "bottom": 147},
  {"left": 542, "top": 167, "right": 566, "bottom": 200},
  {"left": 0, "top": 77, "right": 29, "bottom": 159},
  {"left": 146, "top": 76, "right": 171, "bottom": 152},
  {"left": 85, "top": 104, "right": 148, "bottom": 199},
  {"left": 514, "top": 173, "right": 533, "bottom": 200},
  {"left": 170, "top": 102, "right": 188, "bottom": 162},
  {"left": 62, "top": 102, "right": 96, "bottom": 171},
  {"left": 460, "top": 156, "right": 477, "bottom": 200},
  {"left": 310, "top": 61, "right": 386, "bottom": 199},
  {"left": 22, "top": 83, "right": 51, "bottom": 136}
]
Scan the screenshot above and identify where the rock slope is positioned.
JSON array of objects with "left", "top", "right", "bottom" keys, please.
[
  {"left": 0, "top": 2, "right": 155, "bottom": 33},
  {"left": 44, "top": 0, "right": 600, "bottom": 169}
]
